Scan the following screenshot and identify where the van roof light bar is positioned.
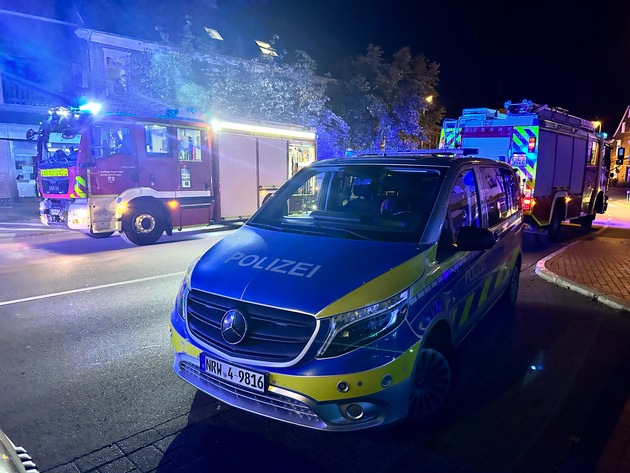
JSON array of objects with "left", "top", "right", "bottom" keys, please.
[{"left": 347, "top": 148, "right": 479, "bottom": 158}]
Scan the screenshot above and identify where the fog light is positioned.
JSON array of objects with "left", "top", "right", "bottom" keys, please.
[
  {"left": 337, "top": 381, "right": 349, "bottom": 393},
  {"left": 345, "top": 404, "right": 364, "bottom": 420},
  {"left": 381, "top": 374, "right": 393, "bottom": 388}
]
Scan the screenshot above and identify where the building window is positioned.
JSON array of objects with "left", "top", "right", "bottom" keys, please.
[
  {"left": 622, "top": 122, "right": 626, "bottom": 134},
  {"left": 103, "top": 48, "right": 129, "bottom": 97}
]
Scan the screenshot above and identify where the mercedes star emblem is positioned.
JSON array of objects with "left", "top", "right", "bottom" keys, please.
[{"left": 220, "top": 309, "right": 248, "bottom": 345}]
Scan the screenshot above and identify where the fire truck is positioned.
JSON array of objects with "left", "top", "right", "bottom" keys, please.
[
  {"left": 440, "top": 99, "right": 611, "bottom": 241},
  {"left": 27, "top": 104, "right": 317, "bottom": 245}
]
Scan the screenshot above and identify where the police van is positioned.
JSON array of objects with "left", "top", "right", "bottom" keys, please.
[{"left": 169, "top": 149, "right": 523, "bottom": 431}]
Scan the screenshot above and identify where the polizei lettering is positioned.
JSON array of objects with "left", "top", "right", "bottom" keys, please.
[{"left": 225, "top": 252, "right": 322, "bottom": 278}]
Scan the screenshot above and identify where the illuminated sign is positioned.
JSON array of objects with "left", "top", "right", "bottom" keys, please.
[{"left": 40, "top": 168, "right": 69, "bottom": 177}]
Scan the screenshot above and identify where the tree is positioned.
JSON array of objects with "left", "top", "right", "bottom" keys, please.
[
  {"left": 327, "top": 45, "right": 444, "bottom": 152},
  {"left": 120, "top": 20, "right": 446, "bottom": 159},
  {"left": 124, "top": 20, "right": 349, "bottom": 158}
]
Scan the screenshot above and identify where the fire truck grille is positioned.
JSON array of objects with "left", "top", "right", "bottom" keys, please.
[
  {"left": 186, "top": 289, "right": 317, "bottom": 363},
  {"left": 40, "top": 178, "right": 70, "bottom": 194}
]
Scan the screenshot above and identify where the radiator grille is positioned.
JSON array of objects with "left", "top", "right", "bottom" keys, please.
[{"left": 187, "top": 289, "right": 317, "bottom": 363}]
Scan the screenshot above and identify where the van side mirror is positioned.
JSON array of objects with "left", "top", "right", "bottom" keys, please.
[{"left": 455, "top": 226, "right": 495, "bottom": 251}]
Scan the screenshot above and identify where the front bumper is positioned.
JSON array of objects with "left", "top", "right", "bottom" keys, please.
[
  {"left": 39, "top": 199, "right": 90, "bottom": 230},
  {"left": 170, "top": 318, "right": 418, "bottom": 431}
]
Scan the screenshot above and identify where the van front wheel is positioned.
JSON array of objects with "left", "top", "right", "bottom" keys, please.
[
  {"left": 408, "top": 348, "right": 452, "bottom": 420},
  {"left": 499, "top": 260, "right": 521, "bottom": 308}
]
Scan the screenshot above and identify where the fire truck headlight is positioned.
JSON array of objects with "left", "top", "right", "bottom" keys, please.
[
  {"left": 70, "top": 207, "right": 88, "bottom": 225},
  {"left": 317, "top": 290, "right": 409, "bottom": 358}
]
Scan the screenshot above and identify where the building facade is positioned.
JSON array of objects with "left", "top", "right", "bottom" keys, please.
[
  {"left": 0, "top": 10, "right": 206, "bottom": 206},
  {"left": 610, "top": 105, "right": 630, "bottom": 185}
]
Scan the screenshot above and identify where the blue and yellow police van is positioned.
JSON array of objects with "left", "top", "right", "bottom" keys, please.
[{"left": 170, "top": 149, "right": 523, "bottom": 431}]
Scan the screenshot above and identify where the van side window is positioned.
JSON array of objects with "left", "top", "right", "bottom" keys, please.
[
  {"left": 480, "top": 166, "right": 520, "bottom": 227},
  {"left": 439, "top": 169, "right": 480, "bottom": 251}
]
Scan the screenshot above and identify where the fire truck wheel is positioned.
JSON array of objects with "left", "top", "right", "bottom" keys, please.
[
  {"left": 580, "top": 214, "right": 595, "bottom": 229},
  {"left": 547, "top": 208, "right": 563, "bottom": 243},
  {"left": 121, "top": 204, "right": 164, "bottom": 245},
  {"left": 84, "top": 230, "right": 114, "bottom": 239},
  {"left": 408, "top": 344, "right": 452, "bottom": 420}
]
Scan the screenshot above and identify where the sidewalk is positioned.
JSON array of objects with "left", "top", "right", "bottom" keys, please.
[
  {"left": 535, "top": 188, "right": 630, "bottom": 473},
  {"left": 0, "top": 199, "right": 40, "bottom": 223}
]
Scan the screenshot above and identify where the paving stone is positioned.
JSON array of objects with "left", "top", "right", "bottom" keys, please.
[
  {"left": 75, "top": 446, "right": 125, "bottom": 472},
  {"left": 116, "top": 430, "right": 163, "bottom": 455}
]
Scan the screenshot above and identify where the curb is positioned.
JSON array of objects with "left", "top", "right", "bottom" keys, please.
[{"left": 534, "top": 224, "right": 630, "bottom": 313}]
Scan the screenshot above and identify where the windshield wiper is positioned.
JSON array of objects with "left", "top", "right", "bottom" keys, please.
[
  {"left": 247, "top": 221, "right": 285, "bottom": 232},
  {"left": 312, "top": 223, "right": 371, "bottom": 240}
]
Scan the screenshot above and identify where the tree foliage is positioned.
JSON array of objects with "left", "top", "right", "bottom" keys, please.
[
  {"left": 121, "top": 20, "right": 442, "bottom": 158},
  {"left": 327, "top": 45, "right": 444, "bottom": 152}
]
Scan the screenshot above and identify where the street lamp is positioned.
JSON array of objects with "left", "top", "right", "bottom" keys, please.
[{"left": 593, "top": 120, "right": 602, "bottom": 133}]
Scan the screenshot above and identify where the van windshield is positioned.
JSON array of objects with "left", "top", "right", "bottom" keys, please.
[{"left": 249, "top": 164, "right": 445, "bottom": 242}]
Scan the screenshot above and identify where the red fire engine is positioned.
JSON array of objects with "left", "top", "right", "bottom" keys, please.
[{"left": 28, "top": 104, "right": 317, "bottom": 245}]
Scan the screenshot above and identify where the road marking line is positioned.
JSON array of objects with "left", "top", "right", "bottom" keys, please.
[
  {"left": 0, "top": 227, "right": 68, "bottom": 232},
  {"left": 0, "top": 222, "right": 45, "bottom": 227},
  {"left": 0, "top": 272, "right": 184, "bottom": 306}
]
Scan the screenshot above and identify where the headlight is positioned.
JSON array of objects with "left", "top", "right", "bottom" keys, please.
[
  {"left": 317, "top": 290, "right": 409, "bottom": 358},
  {"left": 176, "top": 257, "right": 199, "bottom": 320}
]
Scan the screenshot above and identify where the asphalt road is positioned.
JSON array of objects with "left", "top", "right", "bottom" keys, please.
[{"left": 0, "top": 217, "right": 629, "bottom": 472}]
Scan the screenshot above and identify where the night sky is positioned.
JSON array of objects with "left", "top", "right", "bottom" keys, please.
[
  {"left": 3, "top": 0, "right": 630, "bottom": 134},
  {"left": 247, "top": 0, "right": 630, "bottom": 134}
]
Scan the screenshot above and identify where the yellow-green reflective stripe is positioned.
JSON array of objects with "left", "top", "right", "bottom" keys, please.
[
  {"left": 478, "top": 276, "right": 494, "bottom": 307},
  {"left": 458, "top": 292, "right": 475, "bottom": 328},
  {"left": 317, "top": 252, "right": 425, "bottom": 318},
  {"left": 74, "top": 176, "right": 87, "bottom": 198},
  {"left": 170, "top": 322, "right": 420, "bottom": 402}
]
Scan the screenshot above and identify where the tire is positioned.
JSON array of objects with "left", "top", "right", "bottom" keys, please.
[
  {"left": 547, "top": 208, "right": 563, "bottom": 243},
  {"left": 121, "top": 204, "right": 164, "bottom": 246},
  {"left": 83, "top": 230, "right": 114, "bottom": 239},
  {"left": 580, "top": 214, "right": 595, "bottom": 230},
  {"left": 499, "top": 260, "right": 520, "bottom": 308},
  {"left": 408, "top": 347, "right": 452, "bottom": 420}
]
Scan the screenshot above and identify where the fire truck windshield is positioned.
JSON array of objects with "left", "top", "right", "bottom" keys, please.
[{"left": 42, "top": 132, "right": 81, "bottom": 167}]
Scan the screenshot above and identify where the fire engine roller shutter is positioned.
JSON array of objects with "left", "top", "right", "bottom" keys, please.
[
  {"left": 216, "top": 133, "right": 258, "bottom": 219},
  {"left": 536, "top": 130, "right": 557, "bottom": 195},
  {"left": 258, "top": 137, "right": 289, "bottom": 189},
  {"left": 569, "top": 137, "right": 587, "bottom": 192}
]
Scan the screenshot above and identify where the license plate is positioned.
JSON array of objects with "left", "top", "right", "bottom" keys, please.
[
  {"left": 511, "top": 154, "right": 527, "bottom": 167},
  {"left": 200, "top": 353, "right": 267, "bottom": 393}
]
